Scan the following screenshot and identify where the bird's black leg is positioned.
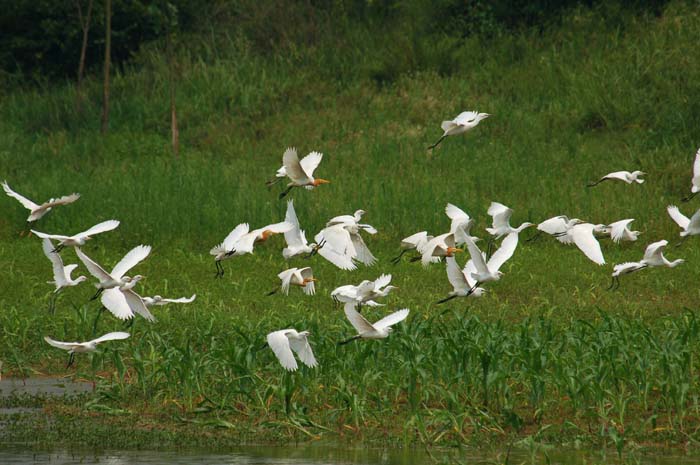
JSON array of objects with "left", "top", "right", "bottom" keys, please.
[
  {"left": 90, "top": 288, "right": 104, "bottom": 301},
  {"left": 266, "top": 288, "right": 278, "bottom": 296},
  {"left": 279, "top": 186, "right": 294, "bottom": 199},
  {"left": 427, "top": 135, "right": 446, "bottom": 151},
  {"left": 436, "top": 294, "right": 458, "bottom": 304},
  {"left": 606, "top": 276, "right": 617, "bottom": 291},
  {"left": 66, "top": 352, "right": 75, "bottom": 368},
  {"left": 391, "top": 249, "right": 408, "bottom": 265},
  {"left": 409, "top": 255, "right": 422, "bottom": 263},
  {"left": 47, "top": 291, "right": 60, "bottom": 314},
  {"left": 586, "top": 178, "right": 605, "bottom": 188},
  {"left": 266, "top": 177, "right": 281, "bottom": 188},
  {"left": 51, "top": 244, "right": 65, "bottom": 254},
  {"left": 338, "top": 335, "right": 362, "bottom": 346},
  {"left": 682, "top": 192, "right": 698, "bottom": 202},
  {"left": 466, "top": 283, "right": 480, "bottom": 297}
]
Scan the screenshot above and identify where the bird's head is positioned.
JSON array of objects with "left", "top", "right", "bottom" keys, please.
[
  {"left": 384, "top": 285, "right": 399, "bottom": 292},
  {"left": 386, "top": 327, "right": 394, "bottom": 333},
  {"left": 153, "top": 295, "right": 163, "bottom": 301},
  {"left": 130, "top": 275, "right": 146, "bottom": 283},
  {"left": 479, "top": 113, "right": 491, "bottom": 121},
  {"left": 75, "top": 275, "right": 88, "bottom": 284},
  {"left": 354, "top": 209, "right": 366, "bottom": 219},
  {"left": 633, "top": 170, "right": 646, "bottom": 177},
  {"left": 299, "top": 330, "right": 311, "bottom": 337},
  {"left": 471, "top": 287, "right": 487, "bottom": 297},
  {"left": 520, "top": 222, "right": 535, "bottom": 231},
  {"left": 495, "top": 271, "right": 504, "bottom": 279},
  {"left": 671, "top": 258, "right": 686, "bottom": 267},
  {"left": 313, "top": 178, "right": 331, "bottom": 186}
]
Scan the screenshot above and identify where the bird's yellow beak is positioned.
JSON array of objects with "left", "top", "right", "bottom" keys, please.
[{"left": 316, "top": 179, "right": 331, "bottom": 185}]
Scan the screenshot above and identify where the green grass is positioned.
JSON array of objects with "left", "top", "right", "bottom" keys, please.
[{"left": 2, "top": 1, "right": 700, "bottom": 453}]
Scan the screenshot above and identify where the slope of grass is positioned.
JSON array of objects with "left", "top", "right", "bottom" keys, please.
[{"left": 1, "top": 1, "right": 700, "bottom": 453}]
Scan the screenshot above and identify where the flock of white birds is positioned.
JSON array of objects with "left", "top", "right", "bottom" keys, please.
[{"left": 3, "top": 111, "right": 700, "bottom": 372}]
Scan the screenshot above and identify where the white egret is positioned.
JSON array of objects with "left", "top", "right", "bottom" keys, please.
[
  {"left": 682, "top": 148, "right": 700, "bottom": 202},
  {"left": 569, "top": 223, "right": 606, "bottom": 265},
  {"left": 339, "top": 303, "right": 410, "bottom": 345},
  {"left": 587, "top": 170, "right": 645, "bottom": 187},
  {"left": 607, "top": 219, "right": 640, "bottom": 243},
  {"left": 641, "top": 240, "right": 684, "bottom": 268},
  {"left": 31, "top": 220, "right": 120, "bottom": 252},
  {"left": 309, "top": 225, "right": 357, "bottom": 270},
  {"left": 315, "top": 223, "right": 375, "bottom": 267},
  {"left": 211, "top": 222, "right": 293, "bottom": 277},
  {"left": 326, "top": 210, "right": 377, "bottom": 234},
  {"left": 44, "top": 332, "right": 130, "bottom": 367},
  {"left": 609, "top": 262, "right": 647, "bottom": 290},
  {"left": 2, "top": 180, "right": 80, "bottom": 224},
  {"left": 267, "top": 148, "right": 325, "bottom": 187},
  {"left": 428, "top": 111, "right": 490, "bottom": 150},
  {"left": 531, "top": 215, "right": 582, "bottom": 243},
  {"left": 142, "top": 294, "right": 196, "bottom": 307},
  {"left": 41, "top": 238, "right": 87, "bottom": 313},
  {"left": 331, "top": 274, "right": 398, "bottom": 309},
  {"left": 282, "top": 200, "right": 317, "bottom": 259},
  {"left": 462, "top": 232, "right": 519, "bottom": 293},
  {"left": 486, "top": 202, "right": 535, "bottom": 239},
  {"left": 278, "top": 148, "right": 329, "bottom": 199},
  {"left": 75, "top": 246, "right": 154, "bottom": 322},
  {"left": 266, "top": 329, "right": 317, "bottom": 371},
  {"left": 436, "top": 256, "right": 486, "bottom": 304},
  {"left": 269, "top": 267, "right": 317, "bottom": 296},
  {"left": 391, "top": 231, "right": 434, "bottom": 264},
  {"left": 667, "top": 205, "right": 700, "bottom": 246},
  {"left": 420, "top": 231, "right": 463, "bottom": 267}
]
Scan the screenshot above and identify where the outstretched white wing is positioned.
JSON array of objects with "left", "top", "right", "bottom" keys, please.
[
  {"left": 487, "top": 202, "right": 513, "bottom": 230},
  {"left": 78, "top": 220, "right": 120, "bottom": 239},
  {"left": 220, "top": 223, "right": 250, "bottom": 252},
  {"left": 463, "top": 235, "right": 489, "bottom": 275},
  {"left": 299, "top": 267, "right": 315, "bottom": 295},
  {"left": 2, "top": 181, "right": 38, "bottom": 210},
  {"left": 267, "top": 330, "right": 298, "bottom": 371},
  {"left": 41, "top": 238, "right": 67, "bottom": 289},
  {"left": 446, "top": 256, "right": 469, "bottom": 292},
  {"left": 317, "top": 244, "right": 357, "bottom": 270},
  {"left": 316, "top": 225, "right": 357, "bottom": 257},
  {"left": 299, "top": 151, "right": 323, "bottom": 177},
  {"left": 278, "top": 268, "right": 296, "bottom": 295},
  {"left": 41, "top": 193, "right": 80, "bottom": 208},
  {"left": 453, "top": 111, "right": 479, "bottom": 125},
  {"left": 344, "top": 302, "right": 376, "bottom": 334},
  {"left": 445, "top": 203, "right": 470, "bottom": 231},
  {"left": 537, "top": 216, "right": 568, "bottom": 235},
  {"left": 401, "top": 231, "right": 428, "bottom": 248},
  {"left": 44, "top": 336, "right": 81, "bottom": 351},
  {"left": 643, "top": 240, "right": 667, "bottom": 262},
  {"left": 284, "top": 200, "right": 306, "bottom": 248},
  {"left": 692, "top": 148, "right": 700, "bottom": 193},
  {"left": 111, "top": 245, "right": 151, "bottom": 279},
  {"left": 101, "top": 288, "right": 134, "bottom": 320},
  {"left": 601, "top": 171, "right": 629, "bottom": 182},
  {"left": 350, "top": 233, "right": 376, "bottom": 266},
  {"left": 123, "top": 289, "right": 155, "bottom": 322},
  {"left": 75, "top": 247, "right": 113, "bottom": 282},
  {"left": 90, "top": 332, "right": 130, "bottom": 345},
  {"left": 667, "top": 205, "right": 690, "bottom": 229},
  {"left": 373, "top": 308, "right": 410, "bottom": 331},
  {"left": 487, "top": 232, "right": 519, "bottom": 272},
  {"left": 373, "top": 274, "right": 392, "bottom": 290},
  {"left": 608, "top": 219, "right": 634, "bottom": 243},
  {"left": 288, "top": 334, "right": 317, "bottom": 368},
  {"left": 160, "top": 294, "right": 196, "bottom": 304},
  {"left": 571, "top": 224, "right": 605, "bottom": 265}
]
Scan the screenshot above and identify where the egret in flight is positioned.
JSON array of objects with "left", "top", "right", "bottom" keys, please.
[
  {"left": 530, "top": 215, "right": 582, "bottom": 243},
  {"left": 31, "top": 220, "right": 120, "bottom": 252},
  {"left": 41, "top": 238, "right": 87, "bottom": 313},
  {"left": 315, "top": 223, "right": 375, "bottom": 267},
  {"left": 428, "top": 111, "right": 490, "bottom": 150},
  {"left": 339, "top": 303, "right": 410, "bottom": 345},
  {"left": 606, "top": 219, "right": 640, "bottom": 243},
  {"left": 436, "top": 256, "right": 486, "bottom": 304},
  {"left": 282, "top": 200, "right": 317, "bottom": 259},
  {"left": 267, "top": 148, "right": 324, "bottom": 187},
  {"left": 331, "top": 274, "right": 398, "bottom": 310},
  {"left": 269, "top": 267, "right": 317, "bottom": 296},
  {"left": 211, "top": 222, "right": 293, "bottom": 277},
  {"left": 2, "top": 180, "right": 80, "bottom": 225},
  {"left": 587, "top": 170, "right": 645, "bottom": 187},
  {"left": 641, "top": 240, "right": 684, "bottom": 268},
  {"left": 420, "top": 231, "right": 464, "bottom": 267},
  {"left": 667, "top": 205, "right": 700, "bottom": 246},
  {"left": 44, "top": 332, "right": 130, "bottom": 367},
  {"left": 462, "top": 232, "right": 519, "bottom": 294},
  {"left": 266, "top": 329, "right": 317, "bottom": 371},
  {"left": 682, "top": 148, "right": 700, "bottom": 202},
  {"left": 277, "top": 148, "right": 329, "bottom": 199},
  {"left": 608, "top": 262, "right": 647, "bottom": 290},
  {"left": 391, "top": 231, "right": 433, "bottom": 264},
  {"left": 569, "top": 223, "right": 607, "bottom": 265}
]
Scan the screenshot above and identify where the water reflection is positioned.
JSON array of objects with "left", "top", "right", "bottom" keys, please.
[{"left": 2, "top": 445, "right": 700, "bottom": 465}]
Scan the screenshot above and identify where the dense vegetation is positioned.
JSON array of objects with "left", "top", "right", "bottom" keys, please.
[{"left": 1, "top": 0, "right": 700, "bottom": 455}]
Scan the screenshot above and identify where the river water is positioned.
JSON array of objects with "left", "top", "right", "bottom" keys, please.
[{"left": 2, "top": 445, "right": 700, "bottom": 465}]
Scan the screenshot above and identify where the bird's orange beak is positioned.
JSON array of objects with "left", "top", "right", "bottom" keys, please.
[
  {"left": 447, "top": 247, "right": 463, "bottom": 255},
  {"left": 314, "top": 179, "right": 331, "bottom": 185}
]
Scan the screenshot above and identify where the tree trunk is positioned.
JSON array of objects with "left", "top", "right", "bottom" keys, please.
[
  {"left": 75, "top": 0, "right": 93, "bottom": 113},
  {"left": 100, "top": 0, "right": 111, "bottom": 134},
  {"left": 168, "top": 33, "right": 179, "bottom": 158}
]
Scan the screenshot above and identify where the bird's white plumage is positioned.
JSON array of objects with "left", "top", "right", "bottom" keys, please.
[
  {"left": 44, "top": 332, "right": 129, "bottom": 353},
  {"left": 3, "top": 181, "right": 80, "bottom": 222},
  {"left": 570, "top": 224, "right": 605, "bottom": 265},
  {"left": 266, "top": 329, "right": 317, "bottom": 371},
  {"left": 75, "top": 247, "right": 114, "bottom": 283},
  {"left": 111, "top": 245, "right": 151, "bottom": 279},
  {"left": 667, "top": 205, "right": 690, "bottom": 230},
  {"left": 608, "top": 219, "right": 639, "bottom": 243},
  {"left": 692, "top": 148, "right": 700, "bottom": 194},
  {"left": 32, "top": 220, "right": 120, "bottom": 247}
]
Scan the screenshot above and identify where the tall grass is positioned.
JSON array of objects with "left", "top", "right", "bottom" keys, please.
[{"left": 1, "top": 1, "right": 700, "bottom": 450}]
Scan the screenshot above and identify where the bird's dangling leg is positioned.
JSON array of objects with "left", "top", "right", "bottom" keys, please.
[
  {"left": 682, "top": 192, "right": 698, "bottom": 203},
  {"left": 427, "top": 135, "right": 446, "bottom": 151},
  {"left": 51, "top": 244, "right": 65, "bottom": 254},
  {"left": 66, "top": 352, "right": 76, "bottom": 369},
  {"left": 586, "top": 179, "right": 605, "bottom": 188},
  {"left": 90, "top": 288, "right": 104, "bottom": 301},
  {"left": 266, "top": 177, "right": 282, "bottom": 188},
  {"left": 485, "top": 239, "right": 495, "bottom": 260},
  {"left": 265, "top": 288, "right": 278, "bottom": 296},
  {"left": 47, "top": 291, "right": 59, "bottom": 314},
  {"left": 409, "top": 255, "right": 422, "bottom": 263},
  {"left": 338, "top": 335, "right": 362, "bottom": 346},
  {"left": 279, "top": 186, "right": 294, "bottom": 199},
  {"left": 676, "top": 236, "right": 689, "bottom": 248},
  {"left": 466, "top": 283, "right": 480, "bottom": 297},
  {"left": 606, "top": 276, "right": 617, "bottom": 291},
  {"left": 391, "top": 249, "right": 408, "bottom": 265},
  {"left": 436, "top": 294, "right": 458, "bottom": 304}
]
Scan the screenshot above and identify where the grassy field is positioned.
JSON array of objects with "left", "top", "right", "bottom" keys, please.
[{"left": 2, "top": 1, "right": 700, "bottom": 455}]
